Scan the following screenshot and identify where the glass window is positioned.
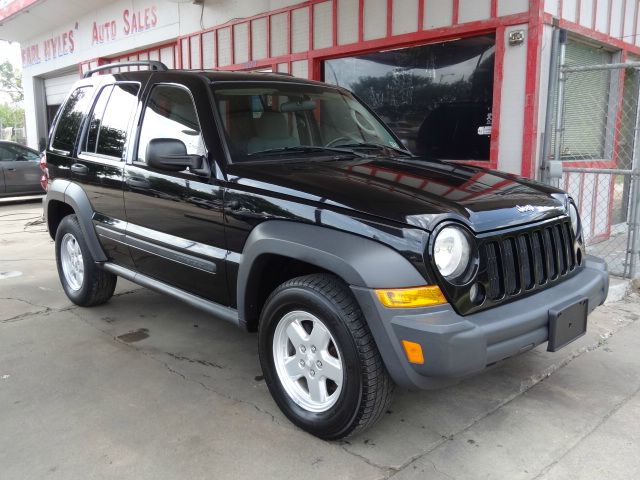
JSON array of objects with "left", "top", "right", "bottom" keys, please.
[
  {"left": 213, "top": 83, "right": 399, "bottom": 162},
  {"left": 0, "top": 145, "right": 13, "bottom": 161},
  {"left": 84, "top": 83, "right": 139, "bottom": 159},
  {"left": 0, "top": 144, "right": 39, "bottom": 161},
  {"left": 552, "top": 40, "right": 614, "bottom": 161},
  {"left": 323, "top": 35, "right": 496, "bottom": 160},
  {"left": 137, "top": 85, "right": 205, "bottom": 163},
  {"left": 52, "top": 87, "right": 94, "bottom": 153},
  {"left": 96, "top": 84, "right": 139, "bottom": 158},
  {"left": 85, "top": 85, "right": 113, "bottom": 153}
]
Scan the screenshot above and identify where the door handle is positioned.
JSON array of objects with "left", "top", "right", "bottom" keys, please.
[
  {"left": 6, "top": 168, "right": 15, "bottom": 171},
  {"left": 71, "top": 163, "right": 89, "bottom": 175}
]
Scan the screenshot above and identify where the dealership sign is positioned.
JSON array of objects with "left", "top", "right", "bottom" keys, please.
[
  {"left": 20, "top": 3, "right": 162, "bottom": 68},
  {"left": 22, "top": 25, "right": 78, "bottom": 67},
  {"left": 92, "top": 5, "right": 159, "bottom": 45}
]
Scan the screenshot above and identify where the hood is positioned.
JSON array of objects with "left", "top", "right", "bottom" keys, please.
[{"left": 226, "top": 156, "right": 567, "bottom": 233}]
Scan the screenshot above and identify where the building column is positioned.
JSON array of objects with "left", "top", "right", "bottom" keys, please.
[{"left": 23, "top": 74, "right": 47, "bottom": 150}]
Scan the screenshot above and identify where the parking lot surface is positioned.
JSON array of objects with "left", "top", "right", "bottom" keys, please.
[{"left": 1, "top": 199, "right": 639, "bottom": 480}]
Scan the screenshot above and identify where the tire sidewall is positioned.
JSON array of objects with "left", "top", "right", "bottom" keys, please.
[
  {"left": 259, "top": 285, "right": 363, "bottom": 439},
  {"left": 55, "top": 215, "right": 95, "bottom": 305}
]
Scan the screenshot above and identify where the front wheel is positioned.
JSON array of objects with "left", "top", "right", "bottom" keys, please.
[{"left": 258, "top": 274, "right": 394, "bottom": 439}]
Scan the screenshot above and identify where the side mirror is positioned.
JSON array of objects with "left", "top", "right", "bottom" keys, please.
[{"left": 146, "top": 138, "right": 204, "bottom": 172}]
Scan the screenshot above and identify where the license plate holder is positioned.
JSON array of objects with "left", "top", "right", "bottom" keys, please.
[{"left": 547, "top": 298, "right": 588, "bottom": 352}]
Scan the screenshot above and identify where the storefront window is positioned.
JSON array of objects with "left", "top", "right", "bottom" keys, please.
[
  {"left": 552, "top": 39, "right": 614, "bottom": 162},
  {"left": 323, "top": 35, "right": 495, "bottom": 160}
]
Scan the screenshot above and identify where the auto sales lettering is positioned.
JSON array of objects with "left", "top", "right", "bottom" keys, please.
[{"left": 92, "top": 5, "right": 158, "bottom": 45}]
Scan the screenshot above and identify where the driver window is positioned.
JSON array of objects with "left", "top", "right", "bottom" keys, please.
[
  {"left": 0, "top": 144, "right": 38, "bottom": 161},
  {"left": 137, "top": 85, "right": 206, "bottom": 165},
  {"left": 0, "top": 146, "right": 12, "bottom": 161}
]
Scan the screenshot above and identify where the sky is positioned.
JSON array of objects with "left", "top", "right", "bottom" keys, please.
[
  {"left": 0, "top": 40, "right": 21, "bottom": 66},
  {"left": 0, "top": 40, "right": 22, "bottom": 105}
]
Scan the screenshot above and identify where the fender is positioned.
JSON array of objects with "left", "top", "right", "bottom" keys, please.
[
  {"left": 44, "top": 179, "right": 108, "bottom": 262},
  {"left": 237, "top": 220, "right": 427, "bottom": 327}
]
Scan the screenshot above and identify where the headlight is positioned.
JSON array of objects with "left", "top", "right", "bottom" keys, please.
[
  {"left": 433, "top": 226, "right": 472, "bottom": 281},
  {"left": 569, "top": 202, "right": 580, "bottom": 236}
]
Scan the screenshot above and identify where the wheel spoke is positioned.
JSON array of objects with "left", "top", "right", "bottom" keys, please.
[
  {"left": 283, "top": 356, "right": 303, "bottom": 380},
  {"left": 308, "top": 322, "right": 331, "bottom": 351},
  {"left": 307, "top": 376, "right": 327, "bottom": 403},
  {"left": 286, "top": 320, "right": 308, "bottom": 346},
  {"left": 320, "top": 354, "right": 342, "bottom": 383}
]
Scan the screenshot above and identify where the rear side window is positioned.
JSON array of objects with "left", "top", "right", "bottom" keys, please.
[
  {"left": 85, "top": 85, "right": 113, "bottom": 153},
  {"left": 52, "top": 87, "right": 94, "bottom": 153},
  {"left": 84, "top": 83, "right": 140, "bottom": 159}
]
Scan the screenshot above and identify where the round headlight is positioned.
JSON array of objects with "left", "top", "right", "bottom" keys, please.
[
  {"left": 569, "top": 202, "right": 580, "bottom": 236},
  {"left": 433, "top": 226, "right": 472, "bottom": 281}
]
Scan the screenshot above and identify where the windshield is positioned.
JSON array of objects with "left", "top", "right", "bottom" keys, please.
[{"left": 212, "top": 82, "right": 403, "bottom": 162}]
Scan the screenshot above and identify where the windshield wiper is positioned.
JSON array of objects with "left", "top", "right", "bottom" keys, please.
[
  {"left": 248, "top": 145, "right": 368, "bottom": 158},
  {"left": 332, "top": 142, "right": 414, "bottom": 157}
]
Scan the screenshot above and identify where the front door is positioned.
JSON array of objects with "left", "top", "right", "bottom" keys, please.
[{"left": 123, "top": 79, "right": 228, "bottom": 305}]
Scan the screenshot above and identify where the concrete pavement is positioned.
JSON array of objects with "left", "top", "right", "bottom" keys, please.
[{"left": 1, "top": 200, "right": 639, "bottom": 479}]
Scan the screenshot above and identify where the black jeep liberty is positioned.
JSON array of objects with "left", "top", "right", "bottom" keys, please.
[{"left": 43, "top": 61, "right": 609, "bottom": 439}]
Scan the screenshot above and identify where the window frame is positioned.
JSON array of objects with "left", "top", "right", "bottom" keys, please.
[
  {"left": 49, "top": 86, "right": 96, "bottom": 156},
  {"left": 132, "top": 82, "right": 209, "bottom": 175},
  {"left": 78, "top": 81, "right": 142, "bottom": 164}
]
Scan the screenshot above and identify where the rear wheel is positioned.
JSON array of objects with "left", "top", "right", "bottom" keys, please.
[
  {"left": 258, "top": 273, "right": 394, "bottom": 439},
  {"left": 55, "top": 214, "right": 117, "bottom": 306}
]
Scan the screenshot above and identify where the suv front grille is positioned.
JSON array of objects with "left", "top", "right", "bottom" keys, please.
[{"left": 481, "top": 219, "right": 577, "bottom": 302}]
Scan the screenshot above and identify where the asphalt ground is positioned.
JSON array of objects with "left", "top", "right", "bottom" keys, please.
[{"left": 1, "top": 199, "right": 639, "bottom": 479}]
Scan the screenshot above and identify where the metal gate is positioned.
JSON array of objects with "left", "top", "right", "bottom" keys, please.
[{"left": 541, "top": 32, "right": 640, "bottom": 278}]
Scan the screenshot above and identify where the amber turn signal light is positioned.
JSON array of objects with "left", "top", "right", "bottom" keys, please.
[
  {"left": 401, "top": 340, "right": 425, "bottom": 364},
  {"left": 375, "top": 286, "right": 447, "bottom": 308}
]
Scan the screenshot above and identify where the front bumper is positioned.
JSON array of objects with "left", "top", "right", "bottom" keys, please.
[{"left": 352, "top": 255, "right": 609, "bottom": 390}]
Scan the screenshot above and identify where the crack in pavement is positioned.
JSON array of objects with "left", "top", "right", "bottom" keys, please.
[
  {"left": 3, "top": 279, "right": 638, "bottom": 477},
  {"left": 531, "top": 382, "right": 640, "bottom": 480},
  {"left": 66, "top": 308, "right": 287, "bottom": 429},
  {"left": 338, "top": 444, "right": 394, "bottom": 475},
  {"left": 384, "top": 319, "right": 637, "bottom": 479},
  {"left": 0, "top": 297, "right": 52, "bottom": 323},
  {"left": 427, "top": 458, "right": 457, "bottom": 480}
]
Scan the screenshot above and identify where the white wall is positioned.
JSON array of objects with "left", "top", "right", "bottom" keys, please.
[{"left": 497, "top": 24, "right": 529, "bottom": 174}]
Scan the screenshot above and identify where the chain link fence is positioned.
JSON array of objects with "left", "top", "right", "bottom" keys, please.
[{"left": 543, "top": 58, "right": 640, "bottom": 278}]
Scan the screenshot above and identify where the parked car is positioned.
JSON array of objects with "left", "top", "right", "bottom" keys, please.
[
  {"left": 0, "top": 141, "right": 44, "bottom": 197},
  {"left": 43, "top": 61, "right": 609, "bottom": 440}
]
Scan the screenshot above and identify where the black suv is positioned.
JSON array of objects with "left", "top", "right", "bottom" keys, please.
[{"left": 43, "top": 61, "right": 609, "bottom": 439}]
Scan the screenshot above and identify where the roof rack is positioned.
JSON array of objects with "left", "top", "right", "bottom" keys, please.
[{"left": 83, "top": 60, "right": 168, "bottom": 78}]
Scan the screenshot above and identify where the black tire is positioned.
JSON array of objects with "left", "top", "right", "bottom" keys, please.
[
  {"left": 55, "top": 214, "right": 117, "bottom": 307},
  {"left": 258, "top": 273, "right": 394, "bottom": 440}
]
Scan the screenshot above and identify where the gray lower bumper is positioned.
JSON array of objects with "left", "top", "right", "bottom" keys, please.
[{"left": 351, "top": 255, "right": 609, "bottom": 390}]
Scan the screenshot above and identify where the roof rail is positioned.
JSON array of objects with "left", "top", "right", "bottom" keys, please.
[{"left": 83, "top": 60, "right": 168, "bottom": 78}]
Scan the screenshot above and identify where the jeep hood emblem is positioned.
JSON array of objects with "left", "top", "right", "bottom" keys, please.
[{"left": 516, "top": 205, "right": 535, "bottom": 213}]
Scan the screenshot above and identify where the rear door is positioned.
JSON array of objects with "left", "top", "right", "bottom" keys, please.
[
  {"left": 73, "top": 81, "right": 141, "bottom": 268},
  {"left": 0, "top": 144, "right": 41, "bottom": 194}
]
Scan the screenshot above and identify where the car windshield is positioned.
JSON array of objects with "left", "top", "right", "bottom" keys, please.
[{"left": 211, "top": 82, "right": 404, "bottom": 162}]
